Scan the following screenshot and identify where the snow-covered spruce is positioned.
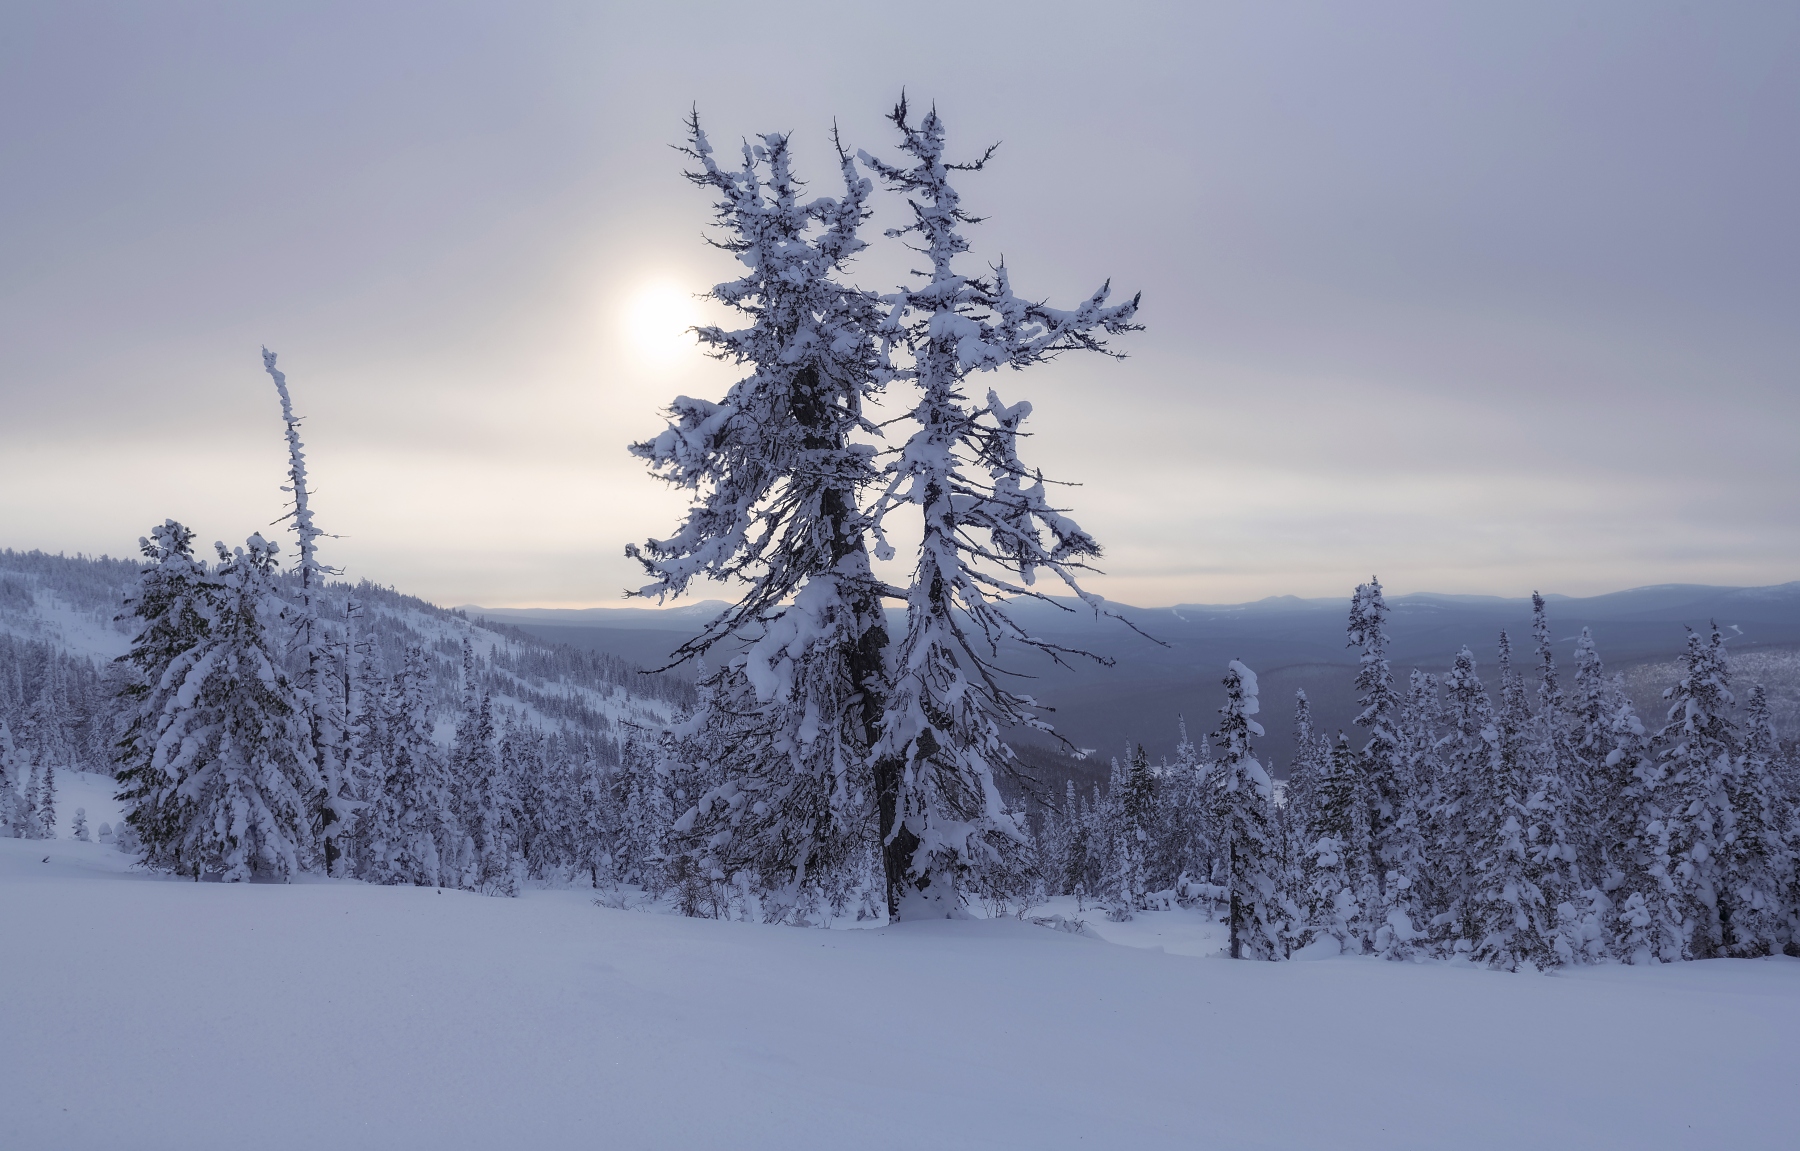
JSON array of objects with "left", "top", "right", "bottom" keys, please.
[
  {"left": 0, "top": 720, "right": 29, "bottom": 837},
  {"left": 1209, "top": 661, "right": 1288, "bottom": 959},
  {"left": 1300, "top": 732, "right": 1365, "bottom": 953},
  {"left": 1463, "top": 631, "right": 1558, "bottom": 970},
  {"left": 1721, "top": 683, "right": 1793, "bottom": 956},
  {"left": 1345, "top": 579, "right": 1424, "bottom": 956},
  {"left": 115, "top": 534, "right": 318, "bottom": 881}
]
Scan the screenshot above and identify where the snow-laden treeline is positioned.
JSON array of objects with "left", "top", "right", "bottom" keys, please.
[
  {"left": 0, "top": 537, "right": 693, "bottom": 890},
  {"left": 649, "top": 576, "right": 1800, "bottom": 965},
  {"left": 1023, "top": 580, "right": 1800, "bottom": 968}
]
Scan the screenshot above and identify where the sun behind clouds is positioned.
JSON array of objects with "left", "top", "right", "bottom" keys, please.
[{"left": 621, "top": 280, "right": 703, "bottom": 367}]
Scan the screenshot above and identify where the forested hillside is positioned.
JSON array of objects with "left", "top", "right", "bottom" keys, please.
[{"left": 0, "top": 545, "right": 694, "bottom": 893}]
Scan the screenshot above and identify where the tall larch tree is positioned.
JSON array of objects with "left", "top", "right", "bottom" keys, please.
[
  {"left": 629, "top": 115, "right": 888, "bottom": 913},
  {"left": 858, "top": 98, "right": 1140, "bottom": 917}
]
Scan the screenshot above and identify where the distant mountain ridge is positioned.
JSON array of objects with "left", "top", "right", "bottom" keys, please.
[{"left": 472, "top": 581, "right": 1800, "bottom": 772}]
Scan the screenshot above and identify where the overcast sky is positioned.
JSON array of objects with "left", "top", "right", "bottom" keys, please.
[{"left": 2, "top": 2, "right": 1795, "bottom": 608}]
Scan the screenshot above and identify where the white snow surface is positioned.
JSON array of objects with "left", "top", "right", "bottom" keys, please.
[
  {"left": 4, "top": 817, "right": 1797, "bottom": 1150},
  {"left": 0, "top": 586, "right": 132, "bottom": 662}
]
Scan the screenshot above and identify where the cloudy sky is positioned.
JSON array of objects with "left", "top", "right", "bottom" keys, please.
[{"left": 2, "top": 2, "right": 1795, "bottom": 608}]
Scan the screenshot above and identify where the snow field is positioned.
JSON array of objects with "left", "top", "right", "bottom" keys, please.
[{"left": 3, "top": 838, "right": 1796, "bottom": 1151}]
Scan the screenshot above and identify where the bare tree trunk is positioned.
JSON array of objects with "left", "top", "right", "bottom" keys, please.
[{"left": 1229, "top": 838, "right": 1242, "bottom": 959}]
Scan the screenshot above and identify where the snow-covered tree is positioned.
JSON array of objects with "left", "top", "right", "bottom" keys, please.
[
  {"left": 1346, "top": 578, "right": 1423, "bottom": 953},
  {"left": 370, "top": 645, "right": 447, "bottom": 887},
  {"left": 118, "top": 535, "right": 318, "bottom": 880},
  {"left": 1649, "top": 624, "right": 1737, "bottom": 959},
  {"left": 1347, "top": 579, "right": 1400, "bottom": 847},
  {"left": 619, "top": 734, "right": 674, "bottom": 895},
  {"left": 1568, "top": 627, "right": 1621, "bottom": 884},
  {"left": 1283, "top": 692, "right": 1322, "bottom": 835},
  {"left": 33, "top": 759, "right": 56, "bottom": 839},
  {"left": 969, "top": 802, "right": 1043, "bottom": 918},
  {"left": 1466, "top": 632, "right": 1559, "bottom": 970},
  {"left": 1060, "top": 778, "right": 1092, "bottom": 897},
  {"left": 341, "top": 631, "right": 387, "bottom": 878},
  {"left": 1210, "top": 661, "right": 1285, "bottom": 958},
  {"left": 1719, "top": 683, "right": 1791, "bottom": 956},
  {"left": 261, "top": 350, "right": 349, "bottom": 873},
  {"left": 1600, "top": 690, "right": 1681, "bottom": 963},
  {"left": 1422, "top": 646, "right": 1492, "bottom": 951},
  {"left": 629, "top": 115, "right": 888, "bottom": 912},
  {"left": 1301, "top": 732, "right": 1364, "bottom": 952},
  {"left": 21, "top": 659, "right": 74, "bottom": 780},
  {"left": 1528, "top": 594, "right": 1586, "bottom": 961},
  {"left": 1168, "top": 717, "right": 1217, "bottom": 890},
  {"left": 859, "top": 98, "right": 1140, "bottom": 917},
  {"left": 571, "top": 746, "right": 618, "bottom": 889},
  {"left": 1, "top": 721, "right": 30, "bottom": 837},
  {"left": 114, "top": 521, "right": 213, "bottom": 859},
  {"left": 72, "top": 806, "right": 89, "bottom": 842},
  {"left": 447, "top": 645, "right": 513, "bottom": 894}
]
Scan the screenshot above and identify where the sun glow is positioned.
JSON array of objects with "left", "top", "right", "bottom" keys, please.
[{"left": 622, "top": 281, "right": 702, "bottom": 366}]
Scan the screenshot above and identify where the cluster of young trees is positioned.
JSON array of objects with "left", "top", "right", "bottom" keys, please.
[
  {"left": 104, "top": 511, "right": 697, "bottom": 887},
  {"left": 1033, "top": 581, "right": 1800, "bottom": 966},
  {"left": 92, "top": 349, "right": 683, "bottom": 886},
  {"left": 0, "top": 710, "right": 57, "bottom": 840},
  {"left": 0, "top": 638, "right": 117, "bottom": 772}
]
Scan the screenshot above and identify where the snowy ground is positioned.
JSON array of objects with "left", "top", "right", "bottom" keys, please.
[{"left": 4, "top": 777, "right": 1797, "bottom": 1150}]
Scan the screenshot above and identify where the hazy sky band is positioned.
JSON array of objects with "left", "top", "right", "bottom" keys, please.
[{"left": 1, "top": 2, "right": 1794, "bottom": 607}]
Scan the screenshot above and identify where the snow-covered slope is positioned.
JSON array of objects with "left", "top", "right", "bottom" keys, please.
[
  {"left": 0, "top": 549, "right": 693, "bottom": 774},
  {"left": 1, "top": 836, "right": 1795, "bottom": 1150}
]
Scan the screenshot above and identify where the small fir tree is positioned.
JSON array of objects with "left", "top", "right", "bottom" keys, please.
[
  {"left": 0, "top": 721, "right": 27, "bottom": 838},
  {"left": 1529, "top": 594, "right": 1586, "bottom": 961},
  {"left": 115, "top": 520, "right": 214, "bottom": 865},
  {"left": 1651, "top": 624, "right": 1737, "bottom": 958},
  {"left": 1719, "top": 684, "right": 1791, "bottom": 956},
  {"left": 1467, "top": 632, "right": 1560, "bottom": 970},
  {"left": 1301, "top": 733, "right": 1364, "bottom": 952},
  {"left": 1211, "top": 661, "right": 1285, "bottom": 959},
  {"left": 119, "top": 536, "right": 318, "bottom": 880}
]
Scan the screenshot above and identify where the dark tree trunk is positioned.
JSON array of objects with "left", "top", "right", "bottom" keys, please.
[
  {"left": 1229, "top": 838, "right": 1242, "bottom": 960},
  {"left": 794, "top": 365, "right": 907, "bottom": 917}
]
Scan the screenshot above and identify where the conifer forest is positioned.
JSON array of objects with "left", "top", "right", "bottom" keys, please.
[
  {"left": 5, "top": 11, "right": 1798, "bottom": 1148},
  {"left": 4, "top": 101, "right": 1794, "bottom": 971}
]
